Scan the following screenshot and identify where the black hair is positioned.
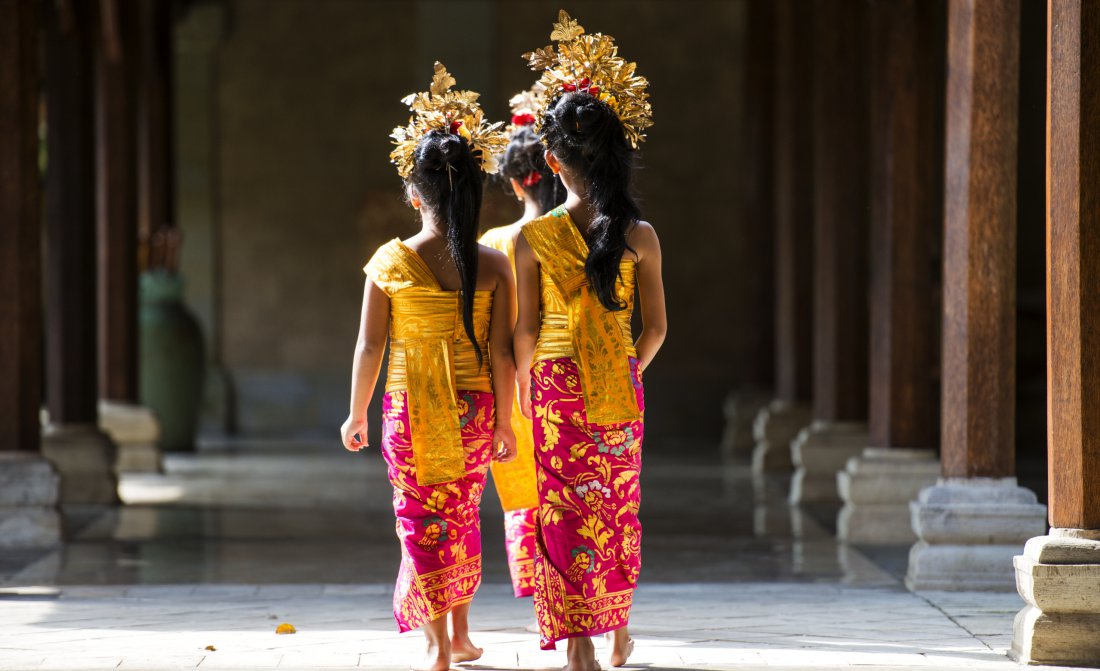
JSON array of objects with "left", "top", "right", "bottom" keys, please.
[
  {"left": 539, "top": 92, "right": 640, "bottom": 311},
  {"left": 499, "top": 126, "right": 565, "bottom": 215},
  {"left": 407, "top": 130, "right": 484, "bottom": 362}
]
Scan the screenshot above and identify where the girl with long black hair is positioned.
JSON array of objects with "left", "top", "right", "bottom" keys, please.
[
  {"left": 513, "top": 13, "right": 667, "bottom": 671},
  {"left": 340, "top": 63, "right": 515, "bottom": 671},
  {"left": 479, "top": 90, "right": 566, "bottom": 603}
]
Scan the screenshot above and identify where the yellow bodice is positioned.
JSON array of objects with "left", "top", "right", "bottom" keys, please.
[
  {"left": 363, "top": 239, "right": 493, "bottom": 485},
  {"left": 479, "top": 224, "right": 538, "bottom": 511},
  {"left": 521, "top": 207, "right": 641, "bottom": 425}
]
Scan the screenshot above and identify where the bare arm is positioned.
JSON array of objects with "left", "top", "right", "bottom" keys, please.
[
  {"left": 513, "top": 234, "right": 541, "bottom": 418},
  {"left": 487, "top": 250, "right": 517, "bottom": 461},
  {"left": 631, "top": 222, "right": 667, "bottom": 371},
  {"left": 341, "top": 278, "right": 390, "bottom": 451}
]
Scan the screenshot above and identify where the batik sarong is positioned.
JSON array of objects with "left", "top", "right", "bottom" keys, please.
[
  {"left": 380, "top": 389, "right": 494, "bottom": 632},
  {"left": 503, "top": 507, "right": 537, "bottom": 597},
  {"left": 531, "top": 356, "right": 644, "bottom": 650}
]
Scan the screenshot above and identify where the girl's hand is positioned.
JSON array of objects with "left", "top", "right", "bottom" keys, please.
[
  {"left": 341, "top": 415, "right": 368, "bottom": 452},
  {"left": 492, "top": 423, "right": 517, "bottom": 463},
  {"left": 518, "top": 374, "right": 533, "bottom": 419}
]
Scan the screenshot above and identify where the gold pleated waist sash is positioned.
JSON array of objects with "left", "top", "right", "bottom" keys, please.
[
  {"left": 385, "top": 291, "right": 492, "bottom": 485},
  {"left": 533, "top": 311, "right": 637, "bottom": 363}
]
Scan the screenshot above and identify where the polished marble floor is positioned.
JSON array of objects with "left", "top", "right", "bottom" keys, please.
[{"left": 0, "top": 442, "right": 1053, "bottom": 670}]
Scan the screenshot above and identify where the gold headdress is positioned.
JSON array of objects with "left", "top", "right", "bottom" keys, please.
[
  {"left": 506, "top": 82, "right": 548, "bottom": 135},
  {"left": 522, "top": 10, "right": 653, "bottom": 148},
  {"left": 389, "top": 62, "right": 509, "bottom": 179}
]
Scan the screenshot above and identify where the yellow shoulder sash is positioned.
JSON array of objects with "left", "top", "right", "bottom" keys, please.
[{"left": 522, "top": 209, "right": 640, "bottom": 425}]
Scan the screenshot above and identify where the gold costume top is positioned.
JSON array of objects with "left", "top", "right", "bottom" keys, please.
[
  {"left": 521, "top": 207, "right": 641, "bottom": 425},
  {"left": 364, "top": 239, "right": 493, "bottom": 485},
  {"left": 479, "top": 225, "right": 538, "bottom": 511}
]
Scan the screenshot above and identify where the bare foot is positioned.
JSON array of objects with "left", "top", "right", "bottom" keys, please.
[
  {"left": 524, "top": 619, "right": 540, "bottom": 633},
  {"left": 606, "top": 629, "right": 634, "bottom": 668},
  {"left": 450, "top": 634, "right": 483, "bottom": 664},
  {"left": 413, "top": 643, "right": 451, "bottom": 671},
  {"left": 564, "top": 637, "right": 600, "bottom": 671}
]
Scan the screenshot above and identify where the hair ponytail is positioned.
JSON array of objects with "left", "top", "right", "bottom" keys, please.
[
  {"left": 409, "top": 130, "right": 484, "bottom": 362},
  {"left": 500, "top": 126, "right": 566, "bottom": 215},
  {"left": 539, "top": 92, "right": 640, "bottom": 311}
]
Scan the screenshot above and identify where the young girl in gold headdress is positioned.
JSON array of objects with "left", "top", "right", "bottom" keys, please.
[
  {"left": 479, "top": 87, "right": 566, "bottom": 603},
  {"left": 514, "top": 12, "right": 667, "bottom": 671},
  {"left": 340, "top": 63, "right": 515, "bottom": 671}
]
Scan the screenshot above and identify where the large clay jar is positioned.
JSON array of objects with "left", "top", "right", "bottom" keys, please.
[{"left": 139, "top": 271, "right": 205, "bottom": 451}]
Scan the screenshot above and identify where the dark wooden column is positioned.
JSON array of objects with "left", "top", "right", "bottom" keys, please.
[
  {"left": 773, "top": 0, "right": 814, "bottom": 406},
  {"left": 0, "top": 0, "right": 43, "bottom": 452},
  {"left": 97, "top": 0, "right": 139, "bottom": 403},
  {"left": 811, "top": 0, "right": 870, "bottom": 424},
  {"left": 136, "top": 0, "right": 174, "bottom": 238},
  {"left": 868, "top": 0, "right": 944, "bottom": 450},
  {"left": 940, "top": 0, "right": 1019, "bottom": 479},
  {"left": 1046, "top": 0, "right": 1100, "bottom": 531},
  {"left": 741, "top": 0, "right": 775, "bottom": 390},
  {"left": 44, "top": 0, "right": 99, "bottom": 426}
]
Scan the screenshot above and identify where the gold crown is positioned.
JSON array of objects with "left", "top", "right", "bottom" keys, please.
[
  {"left": 522, "top": 10, "right": 653, "bottom": 148},
  {"left": 389, "top": 62, "right": 509, "bottom": 179},
  {"left": 506, "top": 82, "right": 548, "bottom": 135}
]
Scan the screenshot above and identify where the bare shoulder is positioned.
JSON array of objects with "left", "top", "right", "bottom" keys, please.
[
  {"left": 628, "top": 220, "right": 660, "bottom": 260},
  {"left": 478, "top": 244, "right": 511, "bottom": 275}
]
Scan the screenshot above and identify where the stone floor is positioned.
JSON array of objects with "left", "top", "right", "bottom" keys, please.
[{"left": 0, "top": 441, "right": 1061, "bottom": 670}]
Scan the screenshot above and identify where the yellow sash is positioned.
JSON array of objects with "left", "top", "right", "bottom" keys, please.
[
  {"left": 366, "top": 240, "right": 474, "bottom": 485},
  {"left": 522, "top": 209, "right": 640, "bottom": 425}
]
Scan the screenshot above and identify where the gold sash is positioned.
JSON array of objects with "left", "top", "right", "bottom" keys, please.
[
  {"left": 365, "top": 239, "right": 490, "bottom": 485},
  {"left": 522, "top": 209, "right": 640, "bottom": 425}
]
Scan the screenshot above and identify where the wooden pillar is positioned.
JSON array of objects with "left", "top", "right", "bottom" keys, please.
[
  {"left": 836, "top": 0, "right": 946, "bottom": 543},
  {"left": 1044, "top": 0, "right": 1100, "bottom": 535},
  {"left": 939, "top": 0, "right": 1019, "bottom": 480},
  {"left": 906, "top": 0, "right": 1045, "bottom": 592},
  {"left": 1011, "top": 4, "right": 1100, "bottom": 662},
  {"left": 136, "top": 0, "right": 174, "bottom": 238},
  {"left": 0, "top": 0, "right": 43, "bottom": 454},
  {"left": 788, "top": 0, "right": 871, "bottom": 504},
  {"left": 41, "top": 0, "right": 119, "bottom": 504},
  {"left": 0, "top": 0, "right": 62, "bottom": 546},
  {"left": 97, "top": 0, "right": 139, "bottom": 403},
  {"left": 44, "top": 0, "right": 99, "bottom": 427},
  {"left": 749, "top": 0, "right": 813, "bottom": 474}
]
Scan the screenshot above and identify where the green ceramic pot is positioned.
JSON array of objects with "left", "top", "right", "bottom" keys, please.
[{"left": 139, "top": 271, "right": 205, "bottom": 451}]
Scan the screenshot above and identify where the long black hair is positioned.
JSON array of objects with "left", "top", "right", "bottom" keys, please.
[
  {"left": 539, "top": 91, "right": 640, "bottom": 311},
  {"left": 407, "top": 130, "right": 484, "bottom": 361},
  {"left": 500, "top": 126, "right": 565, "bottom": 215}
]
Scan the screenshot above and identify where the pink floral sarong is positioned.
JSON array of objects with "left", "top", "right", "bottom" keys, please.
[
  {"left": 531, "top": 356, "right": 644, "bottom": 650},
  {"left": 504, "top": 508, "right": 537, "bottom": 597},
  {"left": 380, "top": 389, "right": 494, "bottom": 632}
]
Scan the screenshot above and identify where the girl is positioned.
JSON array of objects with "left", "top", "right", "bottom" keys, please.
[
  {"left": 514, "top": 12, "right": 667, "bottom": 671},
  {"left": 479, "top": 91, "right": 565, "bottom": 602},
  {"left": 341, "top": 63, "right": 515, "bottom": 671}
]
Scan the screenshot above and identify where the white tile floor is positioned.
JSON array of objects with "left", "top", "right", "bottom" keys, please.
[{"left": 0, "top": 448, "right": 1064, "bottom": 671}]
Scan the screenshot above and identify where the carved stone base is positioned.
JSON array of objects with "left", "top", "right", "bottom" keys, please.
[
  {"left": 0, "top": 453, "right": 62, "bottom": 548},
  {"left": 99, "top": 400, "right": 162, "bottom": 473},
  {"left": 720, "top": 390, "right": 771, "bottom": 462},
  {"left": 1011, "top": 529, "right": 1100, "bottom": 665},
  {"left": 41, "top": 424, "right": 120, "bottom": 504},
  {"left": 906, "top": 477, "right": 1046, "bottom": 592},
  {"left": 789, "top": 421, "right": 868, "bottom": 505},
  {"left": 837, "top": 447, "right": 940, "bottom": 544},
  {"left": 750, "top": 400, "right": 811, "bottom": 474}
]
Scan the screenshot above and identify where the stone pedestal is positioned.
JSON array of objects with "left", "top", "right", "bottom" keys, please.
[
  {"left": 0, "top": 453, "right": 62, "bottom": 548},
  {"left": 41, "top": 424, "right": 119, "bottom": 504},
  {"left": 1011, "top": 529, "right": 1100, "bottom": 665},
  {"left": 789, "top": 421, "right": 868, "bottom": 504},
  {"left": 751, "top": 400, "right": 811, "bottom": 473},
  {"left": 99, "top": 400, "right": 162, "bottom": 473},
  {"left": 720, "top": 391, "right": 771, "bottom": 462},
  {"left": 906, "top": 477, "right": 1046, "bottom": 592},
  {"left": 837, "top": 447, "right": 939, "bottom": 544}
]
